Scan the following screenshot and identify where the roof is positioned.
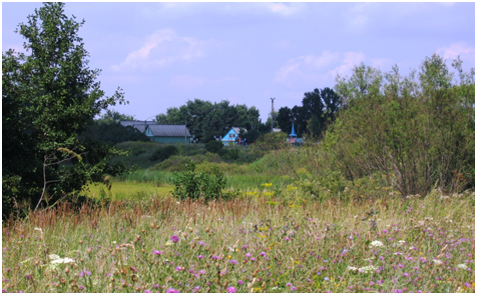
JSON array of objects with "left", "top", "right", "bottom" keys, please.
[
  {"left": 147, "top": 125, "right": 191, "bottom": 137},
  {"left": 231, "top": 127, "right": 247, "bottom": 134},
  {"left": 120, "top": 120, "right": 156, "bottom": 127}
]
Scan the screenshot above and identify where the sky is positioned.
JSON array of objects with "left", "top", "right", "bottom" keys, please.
[{"left": 2, "top": 2, "right": 475, "bottom": 122}]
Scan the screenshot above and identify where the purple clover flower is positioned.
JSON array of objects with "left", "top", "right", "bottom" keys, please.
[
  {"left": 226, "top": 287, "right": 237, "bottom": 293},
  {"left": 171, "top": 235, "right": 180, "bottom": 243}
]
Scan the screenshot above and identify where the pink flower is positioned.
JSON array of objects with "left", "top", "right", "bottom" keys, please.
[
  {"left": 227, "top": 287, "right": 237, "bottom": 293},
  {"left": 171, "top": 235, "right": 180, "bottom": 243}
]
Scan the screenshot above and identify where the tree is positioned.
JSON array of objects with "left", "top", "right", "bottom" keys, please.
[
  {"left": 325, "top": 54, "right": 474, "bottom": 196},
  {"left": 96, "top": 109, "right": 135, "bottom": 125},
  {"left": 2, "top": 3, "right": 129, "bottom": 218},
  {"left": 276, "top": 87, "right": 342, "bottom": 137},
  {"left": 155, "top": 99, "right": 263, "bottom": 143}
]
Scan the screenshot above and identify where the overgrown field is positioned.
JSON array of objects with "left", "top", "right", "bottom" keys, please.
[{"left": 2, "top": 189, "right": 474, "bottom": 293}]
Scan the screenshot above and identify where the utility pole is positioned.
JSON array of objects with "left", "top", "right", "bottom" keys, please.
[{"left": 270, "top": 97, "right": 275, "bottom": 132}]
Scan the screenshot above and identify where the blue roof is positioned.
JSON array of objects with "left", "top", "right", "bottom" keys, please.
[{"left": 289, "top": 123, "right": 297, "bottom": 137}]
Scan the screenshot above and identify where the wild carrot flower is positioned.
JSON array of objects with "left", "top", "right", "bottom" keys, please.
[
  {"left": 457, "top": 263, "right": 467, "bottom": 269},
  {"left": 432, "top": 259, "right": 443, "bottom": 265},
  {"left": 369, "top": 240, "right": 384, "bottom": 248}
]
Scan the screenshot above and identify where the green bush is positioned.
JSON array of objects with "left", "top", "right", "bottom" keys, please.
[
  {"left": 205, "top": 140, "right": 224, "bottom": 154},
  {"left": 149, "top": 145, "right": 179, "bottom": 162},
  {"left": 171, "top": 160, "right": 231, "bottom": 201}
]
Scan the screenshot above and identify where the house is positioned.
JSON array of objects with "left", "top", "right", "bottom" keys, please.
[
  {"left": 119, "top": 121, "right": 192, "bottom": 143},
  {"left": 119, "top": 120, "right": 154, "bottom": 133},
  {"left": 145, "top": 125, "right": 191, "bottom": 143},
  {"left": 222, "top": 127, "right": 247, "bottom": 146}
]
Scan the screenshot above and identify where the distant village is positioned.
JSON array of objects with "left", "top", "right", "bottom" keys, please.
[{"left": 119, "top": 120, "right": 303, "bottom": 146}]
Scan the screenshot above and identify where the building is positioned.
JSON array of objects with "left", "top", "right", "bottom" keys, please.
[
  {"left": 286, "top": 123, "right": 303, "bottom": 146},
  {"left": 222, "top": 127, "right": 247, "bottom": 146},
  {"left": 120, "top": 121, "right": 192, "bottom": 143}
]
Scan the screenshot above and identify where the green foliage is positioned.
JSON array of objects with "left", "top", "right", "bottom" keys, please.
[
  {"left": 325, "top": 54, "right": 474, "bottom": 196},
  {"left": 96, "top": 109, "right": 135, "bottom": 125},
  {"left": 171, "top": 161, "right": 231, "bottom": 201},
  {"left": 205, "top": 140, "right": 224, "bottom": 154},
  {"left": 253, "top": 132, "right": 288, "bottom": 152},
  {"left": 80, "top": 122, "right": 151, "bottom": 145},
  {"left": 276, "top": 87, "right": 342, "bottom": 137},
  {"left": 153, "top": 153, "right": 222, "bottom": 172},
  {"left": 149, "top": 145, "right": 179, "bottom": 162},
  {"left": 155, "top": 99, "right": 264, "bottom": 142},
  {"left": 2, "top": 3, "right": 129, "bottom": 218}
]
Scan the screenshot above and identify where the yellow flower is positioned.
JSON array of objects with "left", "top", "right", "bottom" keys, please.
[{"left": 261, "top": 183, "right": 273, "bottom": 187}]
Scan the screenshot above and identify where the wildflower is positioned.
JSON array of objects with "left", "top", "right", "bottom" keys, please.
[
  {"left": 457, "top": 263, "right": 467, "bottom": 269},
  {"left": 171, "top": 235, "right": 180, "bottom": 243},
  {"left": 145, "top": 290, "right": 151, "bottom": 293},
  {"left": 166, "top": 288, "right": 179, "bottom": 293},
  {"left": 286, "top": 283, "right": 293, "bottom": 287},
  {"left": 432, "top": 259, "right": 443, "bottom": 265},
  {"left": 347, "top": 266, "right": 358, "bottom": 271},
  {"left": 225, "top": 286, "right": 237, "bottom": 293},
  {"left": 79, "top": 268, "right": 91, "bottom": 277},
  {"left": 291, "top": 286, "right": 297, "bottom": 291},
  {"left": 324, "top": 277, "right": 330, "bottom": 281},
  {"left": 398, "top": 240, "right": 406, "bottom": 245},
  {"left": 237, "top": 280, "right": 244, "bottom": 285},
  {"left": 369, "top": 240, "right": 384, "bottom": 248},
  {"left": 229, "top": 260, "right": 238, "bottom": 265},
  {"left": 358, "top": 265, "right": 378, "bottom": 274},
  {"left": 259, "top": 252, "right": 267, "bottom": 257},
  {"left": 196, "top": 255, "right": 204, "bottom": 259},
  {"left": 245, "top": 253, "right": 252, "bottom": 258},
  {"left": 153, "top": 250, "right": 164, "bottom": 255}
]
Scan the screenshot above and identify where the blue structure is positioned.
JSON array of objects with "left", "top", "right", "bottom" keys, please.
[
  {"left": 287, "top": 123, "right": 302, "bottom": 146},
  {"left": 221, "top": 127, "right": 247, "bottom": 146}
]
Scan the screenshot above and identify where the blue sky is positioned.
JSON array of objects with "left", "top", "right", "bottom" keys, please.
[{"left": 2, "top": 2, "right": 475, "bottom": 122}]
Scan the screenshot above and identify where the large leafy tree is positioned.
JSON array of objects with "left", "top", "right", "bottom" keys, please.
[
  {"left": 276, "top": 87, "right": 342, "bottom": 137},
  {"left": 324, "top": 54, "right": 474, "bottom": 196},
  {"left": 155, "top": 99, "right": 263, "bottom": 142},
  {"left": 2, "top": 3, "right": 129, "bottom": 217}
]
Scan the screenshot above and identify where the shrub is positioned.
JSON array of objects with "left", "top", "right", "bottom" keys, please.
[
  {"left": 149, "top": 145, "right": 179, "bottom": 162},
  {"left": 171, "top": 160, "right": 231, "bottom": 201},
  {"left": 205, "top": 140, "right": 224, "bottom": 154}
]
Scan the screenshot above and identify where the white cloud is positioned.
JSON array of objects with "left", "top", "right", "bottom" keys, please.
[
  {"left": 436, "top": 42, "right": 474, "bottom": 60},
  {"left": 112, "top": 28, "right": 211, "bottom": 71},
  {"left": 265, "top": 2, "right": 304, "bottom": 16},
  {"left": 275, "top": 50, "right": 367, "bottom": 85}
]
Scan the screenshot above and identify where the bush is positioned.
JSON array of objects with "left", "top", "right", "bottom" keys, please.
[
  {"left": 171, "top": 160, "right": 231, "bottom": 201},
  {"left": 326, "top": 54, "right": 474, "bottom": 196},
  {"left": 205, "top": 140, "right": 224, "bottom": 154},
  {"left": 149, "top": 145, "right": 179, "bottom": 162}
]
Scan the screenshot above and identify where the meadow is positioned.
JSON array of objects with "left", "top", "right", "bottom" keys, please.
[{"left": 2, "top": 180, "right": 474, "bottom": 293}]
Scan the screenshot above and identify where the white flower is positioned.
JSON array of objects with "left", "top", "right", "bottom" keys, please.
[
  {"left": 347, "top": 266, "right": 358, "bottom": 271},
  {"left": 369, "top": 240, "right": 384, "bottom": 248},
  {"left": 358, "top": 265, "right": 378, "bottom": 274},
  {"left": 432, "top": 259, "right": 443, "bottom": 265},
  {"left": 49, "top": 254, "right": 61, "bottom": 260},
  {"left": 398, "top": 240, "right": 406, "bottom": 245},
  {"left": 457, "top": 263, "right": 467, "bottom": 269}
]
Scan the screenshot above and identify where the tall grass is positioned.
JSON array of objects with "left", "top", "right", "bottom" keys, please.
[{"left": 2, "top": 190, "right": 474, "bottom": 293}]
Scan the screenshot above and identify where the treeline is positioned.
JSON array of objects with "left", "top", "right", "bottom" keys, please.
[{"left": 155, "top": 99, "right": 269, "bottom": 143}]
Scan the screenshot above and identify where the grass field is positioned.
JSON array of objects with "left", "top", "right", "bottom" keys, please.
[
  {"left": 2, "top": 187, "right": 474, "bottom": 293},
  {"left": 83, "top": 182, "right": 173, "bottom": 201}
]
